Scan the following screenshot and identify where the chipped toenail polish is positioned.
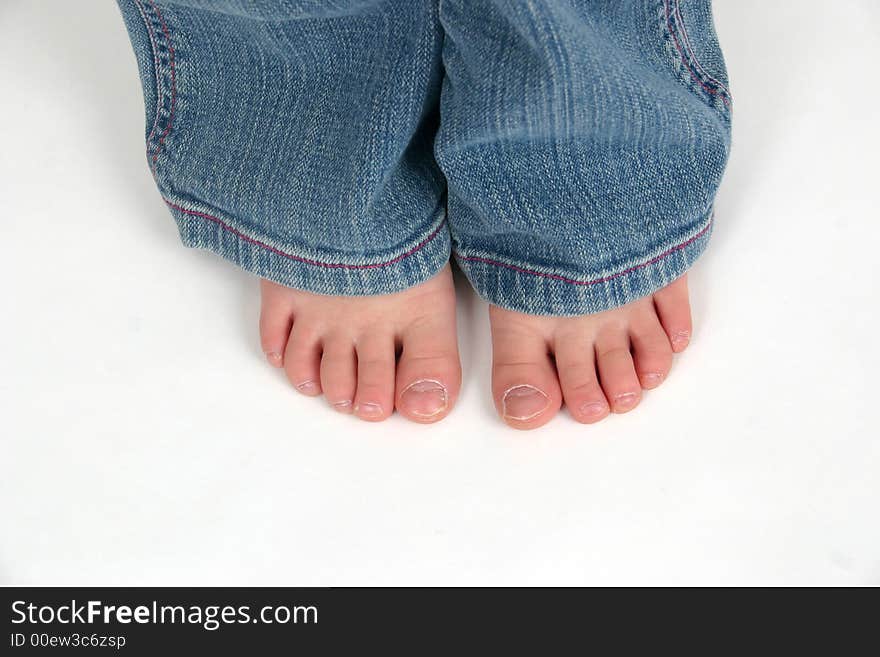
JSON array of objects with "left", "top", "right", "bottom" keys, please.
[
  {"left": 266, "top": 351, "right": 282, "bottom": 367},
  {"left": 331, "top": 400, "right": 352, "bottom": 413},
  {"left": 296, "top": 380, "right": 319, "bottom": 395},
  {"left": 671, "top": 331, "right": 691, "bottom": 350},
  {"left": 579, "top": 401, "right": 607, "bottom": 418},
  {"left": 400, "top": 379, "right": 448, "bottom": 419},
  {"left": 502, "top": 385, "right": 550, "bottom": 421},
  {"left": 354, "top": 402, "right": 383, "bottom": 419},
  {"left": 613, "top": 392, "right": 639, "bottom": 410},
  {"left": 642, "top": 372, "right": 664, "bottom": 387}
]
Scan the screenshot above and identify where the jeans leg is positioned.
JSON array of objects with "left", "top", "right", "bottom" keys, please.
[
  {"left": 437, "top": 0, "right": 731, "bottom": 315},
  {"left": 117, "top": 0, "right": 450, "bottom": 295}
]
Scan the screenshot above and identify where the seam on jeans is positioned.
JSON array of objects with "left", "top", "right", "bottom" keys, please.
[
  {"left": 166, "top": 200, "right": 447, "bottom": 270},
  {"left": 456, "top": 217, "right": 711, "bottom": 288},
  {"left": 663, "top": 0, "right": 731, "bottom": 108},
  {"left": 671, "top": 0, "right": 731, "bottom": 99},
  {"left": 142, "top": 0, "right": 177, "bottom": 163},
  {"left": 132, "top": 0, "right": 163, "bottom": 147}
]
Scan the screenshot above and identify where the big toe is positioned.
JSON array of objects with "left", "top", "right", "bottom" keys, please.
[
  {"left": 395, "top": 316, "right": 461, "bottom": 423},
  {"left": 490, "top": 312, "right": 561, "bottom": 430}
]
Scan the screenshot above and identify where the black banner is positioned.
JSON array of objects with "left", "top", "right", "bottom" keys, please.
[{"left": 1, "top": 587, "right": 874, "bottom": 654}]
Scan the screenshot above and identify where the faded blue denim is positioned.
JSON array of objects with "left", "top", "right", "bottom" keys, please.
[{"left": 118, "top": 0, "right": 730, "bottom": 315}]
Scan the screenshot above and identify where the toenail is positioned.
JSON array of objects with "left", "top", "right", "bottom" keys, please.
[
  {"left": 331, "top": 400, "right": 352, "bottom": 413},
  {"left": 613, "top": 392, "right": 639, "bottom": 410},
  {"left": 354, "top": 402, "right": 384, "bottom": 419},
  {"left": 579, "top": 401, "right": 608, "bottom": 418},
  {"left": 296, "top": 380, "right": 319, "bottom": 395},
  {"left": 502, "top": 385, "right": 550, "bottom": 421},
  {"left": 671, "top": 331, "right": 691, "bottom": 351},
  {"left": 265, "top": 351, "right": 282, "bottom": 367},
  {"left": 641, "top": 372, "right": 664, "bottom": 387},
  {"left": 399, "top": 379, "right": 448, "bottom": 419}
]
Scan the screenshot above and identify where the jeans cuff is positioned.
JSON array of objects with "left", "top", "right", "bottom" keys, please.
[
  {"left": 165, "top": 193, "right": 451, "bottom": 296},
  {"left": 454, "top": 210, "right": 713, "bottom": 316}
]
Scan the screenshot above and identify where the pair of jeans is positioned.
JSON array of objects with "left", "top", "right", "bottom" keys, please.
[{"left": 117, "top": 0, "right": 731, "bottom": 315}]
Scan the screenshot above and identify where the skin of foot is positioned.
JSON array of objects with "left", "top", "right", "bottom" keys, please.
[
  {"left": 489, "top": 275, "right": 693, "bottom": 430},
  {"left": 259, "top": 264, "right": 461, "bottom": 423}
]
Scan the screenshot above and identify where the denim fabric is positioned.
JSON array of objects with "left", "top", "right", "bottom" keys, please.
[
  {"left": 438, "top": 0, "right": 731, "bottom": 314},
  {"left": 118, "top": 0, "right": 730, "bottom": 315},
  {"left": 117, "top": 0, "right": 450, "bottom": 296}
]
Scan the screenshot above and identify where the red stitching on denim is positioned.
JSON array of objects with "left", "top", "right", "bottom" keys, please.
[
  {"left": 133, "top": 0, "right": 162, "bottom": 147},
  {"left": 672, "top": 0, "right": 731, "bottom": 100},
  {"left": 165, "top": 200, "right": 447, "bottom": 270},
  {"left": 457, "top": 218, "right": 712, "bottom": 287},
  {"left": 147, "top": 0, "right": 176, "bottom": 162},
  {"left": 664, "top": 0, "right": 731, "bottom": 108}
]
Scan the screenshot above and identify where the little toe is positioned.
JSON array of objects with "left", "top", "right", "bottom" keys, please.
[
  {"left": 259, "top": 281, "right": 294, "bottom": 367},
  {"left": 554, "top": 333, "right": 609, "bottom": 424},
  {"left": 283, "top": 322, "right": 323, "bottom": 397},
  {"left": 395, "top": 316, "right": 461, "bottom": 423},
  {"left": 653, "top": 275, "right": 693, "bottom": 353},
  {"left": 595, "top": 333, "right": 642, "bottom": 413},
  {"left": 319, "top": 335, "right": 357, "bottom": 413},
  {"left": 353, "top": 330, "right": 396, "bottom": 422}
]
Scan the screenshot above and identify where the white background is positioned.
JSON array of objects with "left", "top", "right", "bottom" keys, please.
[{"left": 2, "top": 1, "right": 878, "bottom": 586}]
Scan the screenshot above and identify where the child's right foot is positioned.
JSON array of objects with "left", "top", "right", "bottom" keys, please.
[{"left": 259, "top": 265, "right": 461, "bottom": 424}]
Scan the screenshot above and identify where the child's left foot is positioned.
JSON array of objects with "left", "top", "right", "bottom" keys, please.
[{"left": 489, "top": 276, "right": 693, "bottom": 430}]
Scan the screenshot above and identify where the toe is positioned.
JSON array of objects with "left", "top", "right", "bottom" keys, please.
[
  {"left": 554, "top": 332, "right": 609, "bottom": 424},
  {"left": 653, "top": 275, "right": 692, "bottom": 353},
  {"left": 595, "top": 332, "right": 642, "bottom": 413},
  {"left": 395, "top": 315, "right": 461, "bottom": 423},
  {"left": 319, "top": 335, "right": 357, "bottom": 413},
  {"left": 490, "top": 315, "right": 561, "bottom": 430},
  {"left": 353, "top": 330, "right": 396, "bottom": 422},
  {"left": 259, "top": 280, "right": 293, "bottom": 367},
  {"left": 629, "top": 310, "right": 674, "bottom": 390},
  {"left": 283, "top": 322, "right": 323, "bottom": 397}
]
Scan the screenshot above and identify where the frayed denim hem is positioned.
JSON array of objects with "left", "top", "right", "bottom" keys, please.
[
  {"left": 454, "top": 210, "right": 713, "bottom": 316},
  {"left": 167, "top": 194, "right": 451, "bottom": 296}
]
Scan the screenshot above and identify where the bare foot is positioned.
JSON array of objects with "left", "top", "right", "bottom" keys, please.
[
  {"left": 489, "top": 275, "right": 693, "bottom": 430},
  {"left": 259, "top": 265, "right": 461, "bottom": 423}
]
